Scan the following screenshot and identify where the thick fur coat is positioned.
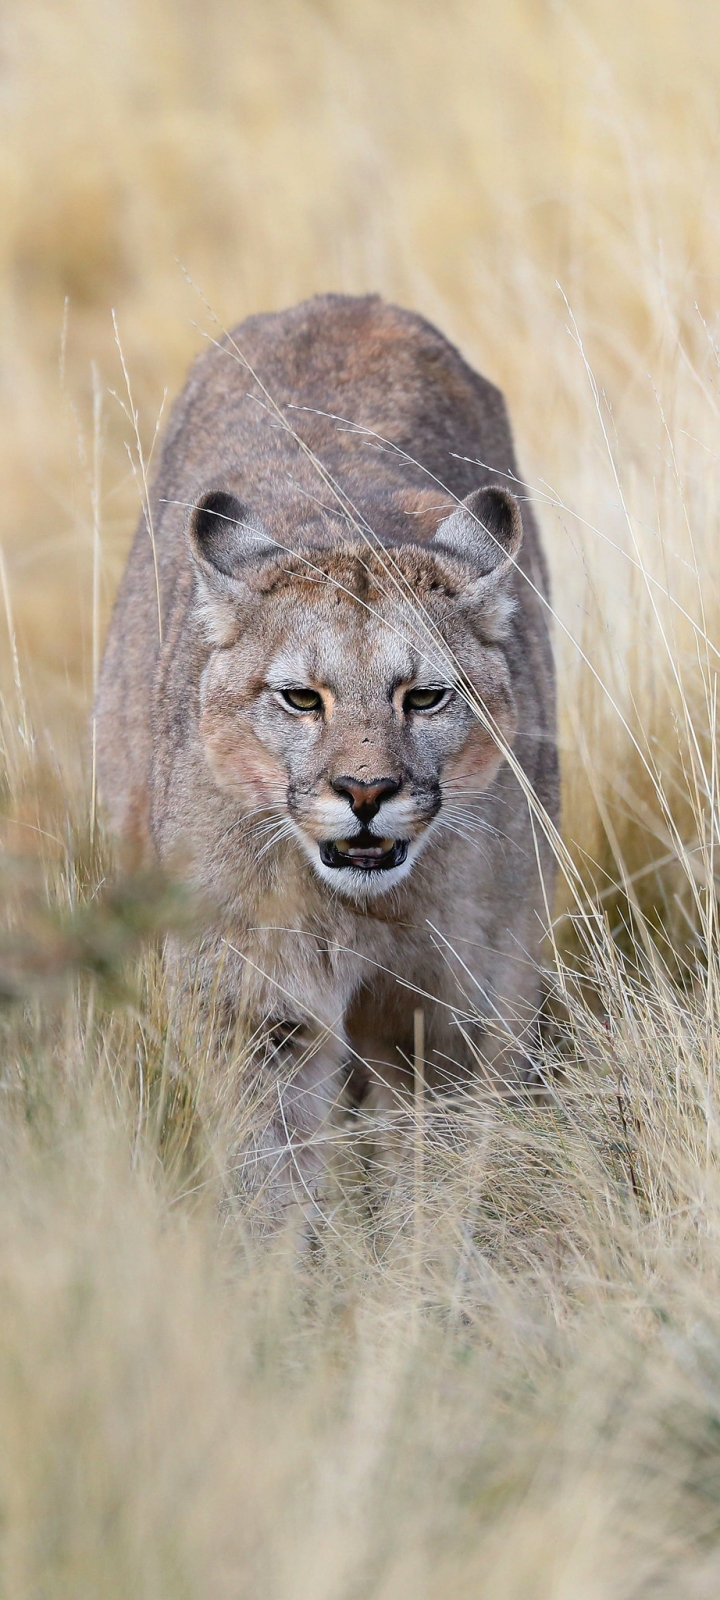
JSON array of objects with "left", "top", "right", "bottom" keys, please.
[{"left": 96, "top": 293, "right": 558, "bottom": 1213}]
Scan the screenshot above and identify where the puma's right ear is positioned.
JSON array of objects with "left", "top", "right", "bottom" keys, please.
[
  {"left": 188, "top": 489, "right": 278, "bottom": 584},
  {"left": 431, "top": 485, "right": 523, "bottom": 576}
]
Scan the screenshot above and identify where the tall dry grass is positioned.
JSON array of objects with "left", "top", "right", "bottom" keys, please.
[{"left": 1, "top": 0, "right": 720, "bottom": 1593}]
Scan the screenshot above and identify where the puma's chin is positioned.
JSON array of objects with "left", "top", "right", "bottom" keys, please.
[{"left": 314, "top": 846, "right": 416, "bottom": 898}]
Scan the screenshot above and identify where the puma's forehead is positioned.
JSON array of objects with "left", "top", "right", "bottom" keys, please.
[
  {"left": 264, "top": 625, "right": 445, "bottom": 697},
  {"left": 241, "top": 553, "right": 461, "bottom": 688},
  {"left": 252, "top": 545, "right": 462, "bottom": 603}
]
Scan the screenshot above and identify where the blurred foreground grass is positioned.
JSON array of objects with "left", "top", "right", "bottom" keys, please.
[
  {"left": 2, "top": 0, "right": 720, "bottom": 1593},
  {"left": 3, "top": 793, "right": 720, "bottom": 1597}
]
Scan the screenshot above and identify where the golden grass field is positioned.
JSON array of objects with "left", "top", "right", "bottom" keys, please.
[{"left": 2, "top": 0, "right": 720, "bottom": 1593}]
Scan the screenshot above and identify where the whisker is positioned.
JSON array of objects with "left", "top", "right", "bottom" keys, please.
[
  {"left": 441, "top": 806, "right": 499, "bottom": 833},
  {"left": 436, "top": 819, "right": 493, "bottom": 857},
  {"left": 214, "top": 800, "right": 289, "bottom": 851},
  {"left": 214, "top": 803, "right": 287, "bottom": 850},
  {"left": 440, "top": 806, "right": 519, "bottom": 848},
  {"left": 255, "top": 821, "right": 297, "bottom": 863}
]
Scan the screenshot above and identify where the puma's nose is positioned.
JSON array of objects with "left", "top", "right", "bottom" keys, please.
[{"left": 331, "top": 776, "right": 401, "bottom": 825}]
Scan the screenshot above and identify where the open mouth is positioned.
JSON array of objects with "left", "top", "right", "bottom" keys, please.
[{"left": 319, "top": 831, "right": 409, "bottom": 872}]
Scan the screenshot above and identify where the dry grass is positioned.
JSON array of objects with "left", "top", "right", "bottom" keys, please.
[{"left": 1, "top": 0, "right": 720, "bottom": 1593}]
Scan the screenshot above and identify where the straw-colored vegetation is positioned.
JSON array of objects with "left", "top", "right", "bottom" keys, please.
[{"left": 1, "top": 1, "right": 720, "bottom": 1593}]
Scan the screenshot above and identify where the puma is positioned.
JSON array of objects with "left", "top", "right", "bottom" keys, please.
[{"left": 96, "top": 293, "right": 558, "bottom": 1220}]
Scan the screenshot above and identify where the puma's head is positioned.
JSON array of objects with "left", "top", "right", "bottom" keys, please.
[{"left": 187, "top": 484, "right": 523, "bottom": 901}]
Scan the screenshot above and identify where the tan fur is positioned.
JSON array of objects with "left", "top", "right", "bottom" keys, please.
[{"left": 96, "top": 294, "right": 558, "bottom": 1223}]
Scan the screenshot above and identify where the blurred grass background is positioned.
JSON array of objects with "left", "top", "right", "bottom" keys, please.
[{"left": 1, "top": 1, "right": 720, "bottom": 1594}]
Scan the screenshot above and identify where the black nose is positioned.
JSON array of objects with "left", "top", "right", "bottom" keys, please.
[{"left": 331, "top": 776, "right": 401, "bottom": 825}]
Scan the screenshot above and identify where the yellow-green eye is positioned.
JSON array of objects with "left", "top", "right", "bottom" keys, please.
[
  {"left": 280, "top": 687, "right": 323, "bottom": 713},
  {"left": 403, "top": 686, "right": 449, "bottom": 713}
]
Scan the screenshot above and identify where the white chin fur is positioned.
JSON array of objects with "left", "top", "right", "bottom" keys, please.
[{"left": 311, "top": 849, "right": 418, "bottom": 900}]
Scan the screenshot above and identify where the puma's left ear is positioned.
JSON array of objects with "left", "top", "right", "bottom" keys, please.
[
  {"left": 188, "top": 489, "right": 278, "bottom": 587},
  {"left": 431, "top": 486, "right": 523, "bottom": 576},
  {"left": 188, "top": 488, "right": 280, "bottom": 645}
]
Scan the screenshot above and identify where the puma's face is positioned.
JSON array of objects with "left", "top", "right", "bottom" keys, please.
[{"left": 189, "top": 487, "right": 522, "bottom": 901}]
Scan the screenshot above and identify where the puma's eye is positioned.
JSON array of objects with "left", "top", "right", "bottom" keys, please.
[
  {"left": 279, "top": 687, "right": 323, "bottom": 713},
  {"left": 403, "top": 686, "right": 449, "bottom": 713}
]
